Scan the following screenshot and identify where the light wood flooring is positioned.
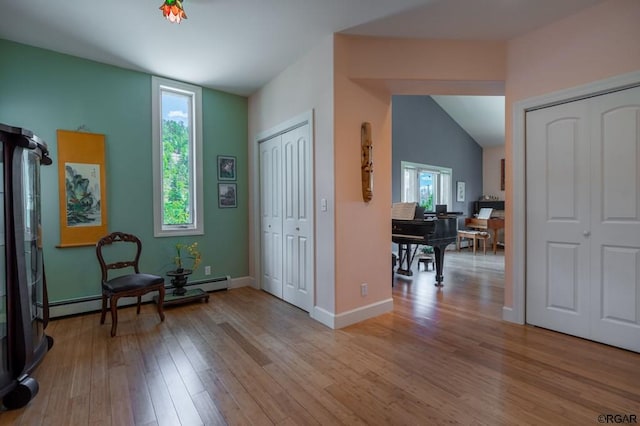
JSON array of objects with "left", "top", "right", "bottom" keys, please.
[{"left": 2, "top": 250, "right": 639, "bottom": 425}]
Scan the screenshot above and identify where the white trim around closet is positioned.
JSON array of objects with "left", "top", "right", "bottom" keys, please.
[{"left": 507, "top": 70, "right": 640, "bottom": 324}]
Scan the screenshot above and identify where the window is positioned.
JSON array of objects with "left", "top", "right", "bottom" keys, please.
[
  {"left": 401, "top": 161, "right": 452, "bottom": 211},
  {"left": 152, "top": 76, "right": 203, "bottom": 236}
]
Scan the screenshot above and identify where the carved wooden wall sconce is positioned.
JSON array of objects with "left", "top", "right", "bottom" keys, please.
[{"left": 361, "top": 122, "right": 373, "bottom": 202}]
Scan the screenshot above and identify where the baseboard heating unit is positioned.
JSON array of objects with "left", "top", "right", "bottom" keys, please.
[{"left": 49, "top": 275, "right": 231, "bottom": 318}]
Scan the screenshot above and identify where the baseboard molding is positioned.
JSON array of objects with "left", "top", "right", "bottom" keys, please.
[
  {"left": 50, "top": 275, "right": 391, "bottom": 329},
  {"left": 49, "top": 275, "right": 238, "bottom": 318},
  {"left": 229, "top": 276, "right": 252, "bottom": 289},
  {"left": 312, "top": 298, "right": 394, "bottom": 329},
  {"left": 50, "top": 297, "right": 104, "bottom": 319},
  {"left": 243, "top": 276, "right": 259, "bottom": 289},
  {"left": 502, "top": 306, "right": 522, "bottom": 324},
  {"left": 311, "top": 306, "right": 336, "bottom": 329}
]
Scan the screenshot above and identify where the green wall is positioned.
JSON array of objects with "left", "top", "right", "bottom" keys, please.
[{"left": 0, "top": 39, "right": 249, "bottom": 303}]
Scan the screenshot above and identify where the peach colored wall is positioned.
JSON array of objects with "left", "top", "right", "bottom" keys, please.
[
  {"left": 333, "top": 36, "right": 393, "bottom": 313},
  {"left": 333, "top": 35, "right": 506, "bottom": 314},
  {"left": 507, "top": 0, "right": 640, "bottom": 103},
  {"left": 483, "top": 145, "right": 505, "bottom": 200},
  {"left": 503, "top": 0, "right": 640, "bottom": 307},
  {"left": 343, "top": 37, "right": 507, "bottom": 97},
  {"left": 248, "top": 0, "right": 640, "bottom": 323},
  {"left": 345, "top": 36, "right": 507, "bottom": 82},
  {"left": 334, "top": 0, "right": 640, "bottom": 314}
]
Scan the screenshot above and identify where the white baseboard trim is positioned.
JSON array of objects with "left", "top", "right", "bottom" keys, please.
[
  {"left": 244, "top": 276, "right": 259, "bottom": 289},
  {"left": 49, "top": 275, "right": 236, "bottom": 318},
  {"left": 502, "top": 306, "right": 522, "bottom": 324},
  {"left": 50, "top": 298, "right": 104, "bottom": 319},
  {"left": 311, "top": 306, "right": 336, "bottom": 328},
  {"left": 229, "top": 276, "right": 252, "bottom": 289},
  {"left": 312, "top": 298, "right": 394, "bottom": 329}
]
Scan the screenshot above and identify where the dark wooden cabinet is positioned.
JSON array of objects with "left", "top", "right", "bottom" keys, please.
[
  {"left": 473, "top": 200, "right": 505, "bottom": 215},
  {"left": 0, "top": 124, "right": 53, "bottom": 409}
]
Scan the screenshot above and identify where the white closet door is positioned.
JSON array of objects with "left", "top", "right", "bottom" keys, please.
[
  {"left": 260, "top": 136, "right": 283, "bottom": 298},
  {"left": 589, "top": 86, "right": 640, "bottom": 351},
  {"left": 282, "top": 124, "right": 313, "bottom": 312},
  {"left": 259, "top": 121, "right": 313, "bottom": 313},
  {"left": 526, "top": 100, "right": 591, "bottom": 339},
  {"left": 526, "top": 85, "right": 640, "bottom": 353}
]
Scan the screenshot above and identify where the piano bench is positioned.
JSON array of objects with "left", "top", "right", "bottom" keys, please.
[
  {"left": 457, "top": 230, "right": 490, "bottom": 255},
  {"left": 417, "top": 256, "right": 433, "bottom": 271}
]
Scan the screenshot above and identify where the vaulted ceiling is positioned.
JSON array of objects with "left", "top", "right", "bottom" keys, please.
[{"left": 0, "top": 0, "right": 603, "bottom": 147}]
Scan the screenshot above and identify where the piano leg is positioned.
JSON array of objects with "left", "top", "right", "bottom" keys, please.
[
  {"left": 433, "top": 245, "right": 445, "bottom": 287},
  {"left": 392, "top": 253, "right": 397, "bottom": 286},
  {"left": 396, "top": 243, "right": 419, "bottom": 276}
]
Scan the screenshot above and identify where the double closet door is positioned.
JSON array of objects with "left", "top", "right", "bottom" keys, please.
[
  {"left": 526, "top": 85, "right": 640, "bottom": 352},
  {"left": 259, "top": 123, "right": 313, "bottom": 312}
]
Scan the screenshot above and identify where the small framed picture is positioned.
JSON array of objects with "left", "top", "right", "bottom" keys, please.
[
  {"left": 217, "top": 155, "right": 236, "bottom": 181},
  {"left": 218, "top": 183, "right": 237, "bottom": 208},
  {"left": 456, "top": 181, "right": 466, "bottom": 202}
]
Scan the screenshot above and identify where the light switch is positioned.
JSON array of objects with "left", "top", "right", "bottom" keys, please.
[{"left": 321, "top": 198, "right": 328, "bottom": 211}]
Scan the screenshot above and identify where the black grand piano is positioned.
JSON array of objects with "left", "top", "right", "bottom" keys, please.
[{"left": 392, "top": 203, "right": 458, "bottom": 287}]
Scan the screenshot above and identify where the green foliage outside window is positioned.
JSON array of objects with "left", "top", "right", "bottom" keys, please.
[
  {"left": 420, "top": 194, "right": 434, "bottom": 212},
  {"left": 162, "top": 119, "right": 191, "bottom": 225}
]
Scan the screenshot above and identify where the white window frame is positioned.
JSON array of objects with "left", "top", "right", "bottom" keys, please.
[
  {"left": 152, "top": 76, "right": 204, "bottom": 237},
  {"left": 400, "top": 161, "right": 452, "bottom": 210}
]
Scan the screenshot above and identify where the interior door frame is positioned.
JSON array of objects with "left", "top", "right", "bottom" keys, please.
[
  {"left": 509, "top": 70, "right": 640, "bottom": 324},
  {"left": 254, "top": 110, "right": 315, "bottom": 308}
]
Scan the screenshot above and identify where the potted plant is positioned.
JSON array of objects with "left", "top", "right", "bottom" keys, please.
[
  {"left": 170, "top": 242, "right": 202, "bottom": 295},
  {"left": 174, "top": 242, "right": 201, "bottom": 273},
  {"left": 420, "top": 245, "right": 434, "bottom": 256},
  {"left": 418, "top": 245, "right": 434, "bottom": 271}
]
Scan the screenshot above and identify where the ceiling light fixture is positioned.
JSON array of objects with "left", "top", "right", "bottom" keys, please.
[{"left": 160, "top": 0, "right": 187, "bottom": 23}]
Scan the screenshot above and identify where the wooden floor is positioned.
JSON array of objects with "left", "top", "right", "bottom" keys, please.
[{"left": 2, "top": 250, "right": 639, "bottom": 425}]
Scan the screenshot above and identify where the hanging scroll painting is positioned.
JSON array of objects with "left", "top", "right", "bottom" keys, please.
[{"left": 57, "top": 130, "right": 108, "bottom": 247}]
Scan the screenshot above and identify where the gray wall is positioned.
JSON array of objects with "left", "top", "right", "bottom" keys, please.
[{"left": 392, "top": 95, "right": 483, "bottom": 217}]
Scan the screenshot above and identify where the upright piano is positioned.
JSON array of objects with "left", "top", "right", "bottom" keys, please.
[
  {"left": 391, "top": 203, "right": 458, "bottom": 287},
  {"left": 466, "top": 200, "right": 505, "bottom": 254}
]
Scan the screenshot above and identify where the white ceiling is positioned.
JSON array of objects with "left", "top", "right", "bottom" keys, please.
[
  {"left": 431, "top": 95, "right": 505, "bottom": 147},
  {"left": 0, "top": 0, "right": 604, "bottom": 147}
]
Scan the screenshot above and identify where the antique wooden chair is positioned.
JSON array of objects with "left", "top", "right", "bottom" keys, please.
[{"left": 96, "top": 232, "right": 165, "bottom": 337}]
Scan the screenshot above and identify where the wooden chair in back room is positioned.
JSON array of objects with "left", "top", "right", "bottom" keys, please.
[{"left": 96, "top": 232, "right": 165, "bottom": 337}]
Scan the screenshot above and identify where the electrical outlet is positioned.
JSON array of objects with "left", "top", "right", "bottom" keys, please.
[
  {"left": 204, "top": 266, "right": 211, "bottom": 275},
  {"left": 361, "top": 283, "right": 368, "bottom": 297}
]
